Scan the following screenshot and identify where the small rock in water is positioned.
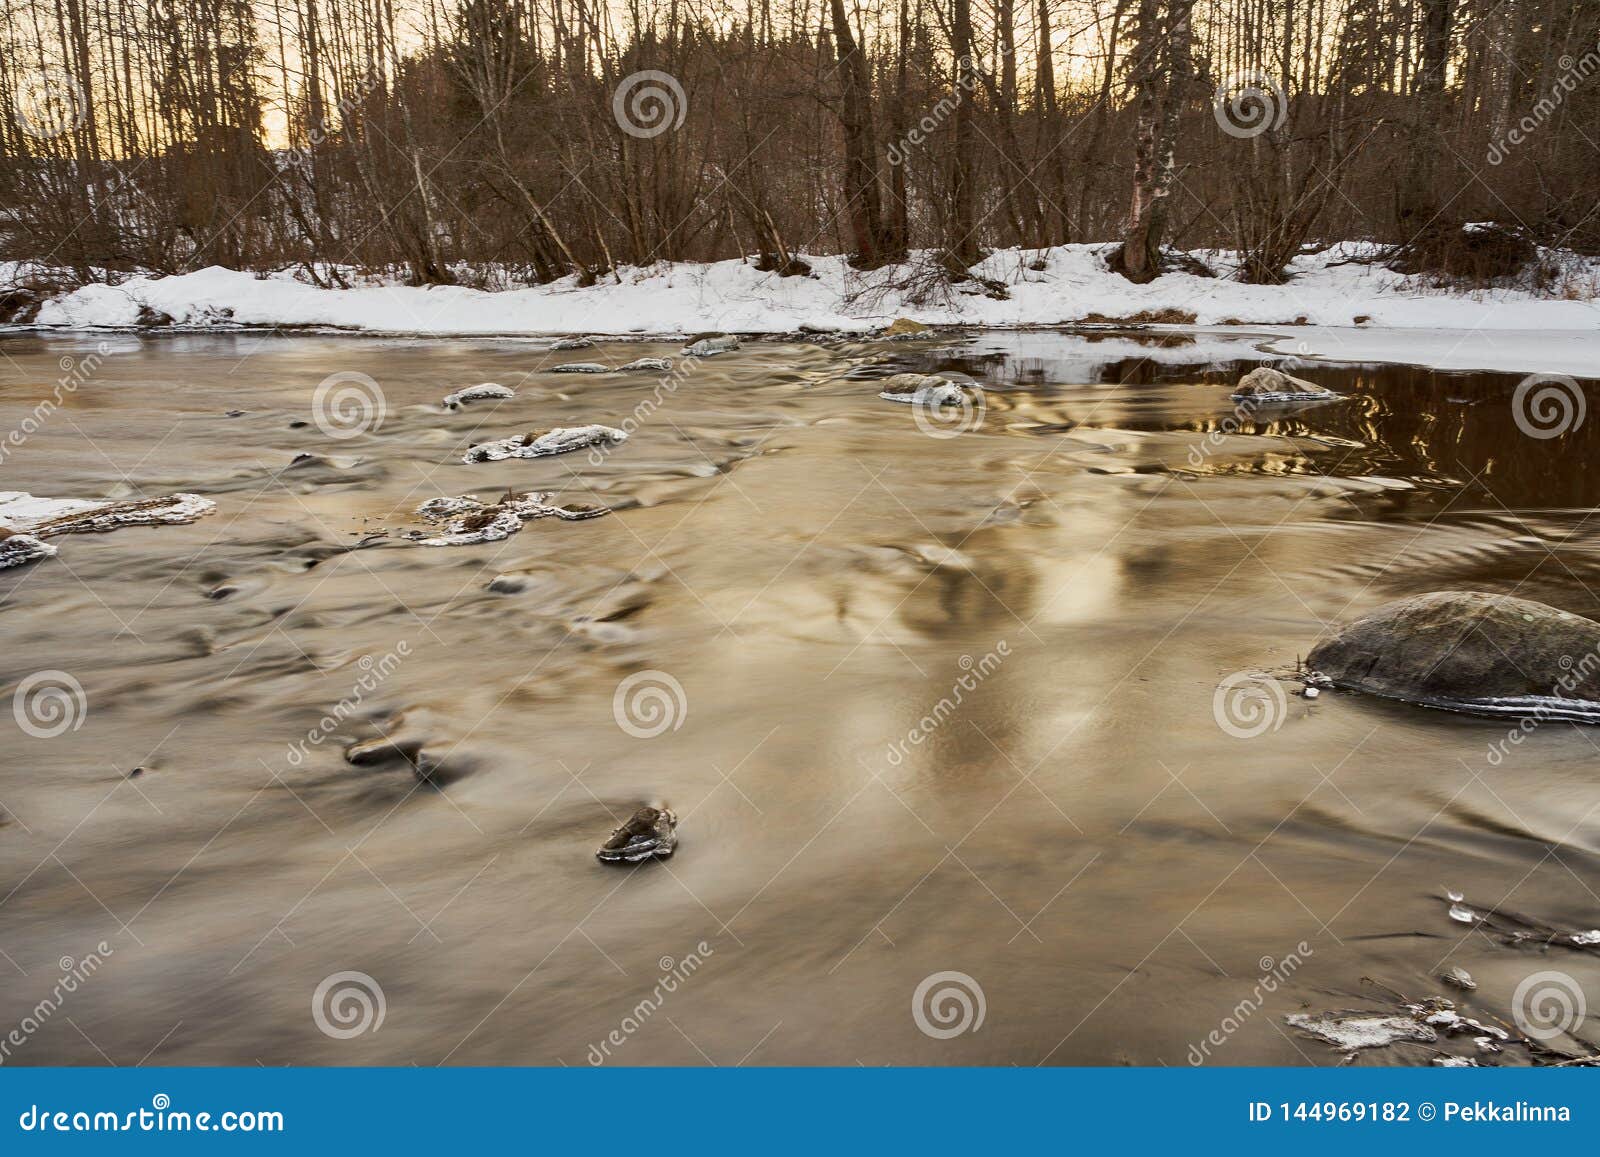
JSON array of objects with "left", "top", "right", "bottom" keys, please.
[
  {"left": 1433, "top": 1057, "right": 1477, "bottom": 1067},
  {"left": 550, "top": 337, "right": 595, "bottom": 350},
  {"left": 551, "top": 362, "right": 610, "bottom": 374},
  {"left": 1572, "top": 930, "right": 1600, "bottom": 946},
  {"left": 877, "top": 373, "right": 969, "bottom": 407},
  {"left": 443, "top": 382, "right": 515, "bottom": 409},
  {"left": 1441, "top": 966, "right": 1477, "bottom": 990},
  {"left": 618, "top": 357, "right": 673, "bottom": 373},
  {"left": 596, "top": 806, "right": 678, "bottom": 864},
  {"left": 1301, "top": 686, "right": 1320, "bottom": 699},
  {"left": 463, "top": 425, "right": 627, "bottom": 463},
  {"left": 682, "top": 335, "right": 740, "bottom": 358},
  {"left": 1448, "top": 902, "right": 1478, "bottom": 925},
  {"left": 1231, "top": 366, "right": 1338, "bottom": 405}
]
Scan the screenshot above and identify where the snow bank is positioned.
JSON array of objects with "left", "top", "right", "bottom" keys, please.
[{"left": 20, "top": 244, "right": 1600, "bottom": 340}]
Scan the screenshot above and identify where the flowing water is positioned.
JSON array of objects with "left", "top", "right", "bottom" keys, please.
[{"left": 2, "top": 329, "right": 1598, "bottom": 1067}]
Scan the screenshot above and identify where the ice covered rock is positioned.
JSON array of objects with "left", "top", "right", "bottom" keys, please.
[
  {"left": 414, "top": 490, "right": 609, "bottom": 545},
  {"left": 443, "top": 382, "right": 515, "bottom": 409},
  {"left": 1307, "top": 591, "right": 1600, "bottom": 720},
  {"left": 618, "top": 357, "right": 673, "bottom": 373},
  {"left": 0, "top": 491, "right": 215, "bottom": 536},
  {"left": 1285, "top": 1012, "right": 1437, "bottom": 1050},
  {"left": 551, "top": 337, "right": 595, "bottom": 350},
  {"left": 596, "top": 806, "right": 678, "bottom": 864},
  {"left": 463, "top": 425, "right": 627, "bottom": 463},
  {"left": 551, "top": 362, "right": 610, "bottom": 374},
  {"left": 1231, "top": 366, "right": 1338, "bottom": 404},
  {"left": 877, "top": 373, "right": 968, "bottom": 407},
  {"left": 682, "top": 336, "right": 740, "bottom": 358},
  {"left": 0, "top": 531, "right": 56, "bottom": 570}
]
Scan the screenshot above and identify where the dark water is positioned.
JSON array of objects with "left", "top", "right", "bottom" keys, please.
[{"left": 1, "top": 329, "right": 1597, "bottom": 1066}]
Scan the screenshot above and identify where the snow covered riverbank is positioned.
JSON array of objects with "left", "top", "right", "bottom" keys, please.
[{"left": 7, "top": 243, "right": 1598, "bottom": 374}]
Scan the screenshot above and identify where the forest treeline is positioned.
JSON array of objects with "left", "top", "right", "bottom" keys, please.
[{"left": 1, "top": 0, "right": 1597, "bottom": 290}]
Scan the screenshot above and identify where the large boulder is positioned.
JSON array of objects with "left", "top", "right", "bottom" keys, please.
[{"left": 1306, "top": 591, "right": 1600, "bottom": 720}]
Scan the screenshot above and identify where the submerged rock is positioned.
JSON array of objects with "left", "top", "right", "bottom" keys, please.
[
  {"left": 552, "top": 362, "right": 610, "bottom": 374},
  {"left": 682, "top": 335, "right": 740, "bottom": 358},
  {"left": 596, "top": 806, "right": 678, "bottom": 863},
  {"left": 463, "top": 425, "right": 627, "bottom": 463},
  {"left": 1231, "top": 366, "right": 1338, "bottom": 404},
  {"left": 443, "top": 382, "right": 515, "bottom": 409},
  {"left": 1306, "top": 590, "right": 1600, "bottom": 720},
  {"left": 877, "top": 373, "right": 968, "bottom": 407},
  {"left": 618, "top": 357, "right": 673, "bottom": 373},
  {"left": 414, "top": 490, "right": 608, "bottom": 545}
]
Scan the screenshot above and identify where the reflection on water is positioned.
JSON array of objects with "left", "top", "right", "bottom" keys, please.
[{"left": 1, "top": 330, "right": 1597, "bottom": 1066}]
